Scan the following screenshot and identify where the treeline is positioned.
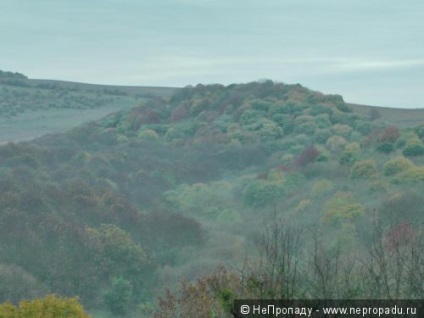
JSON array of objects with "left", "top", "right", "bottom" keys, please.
[{"left": 0, "top": 70, "right": 28, "bottom": 80}]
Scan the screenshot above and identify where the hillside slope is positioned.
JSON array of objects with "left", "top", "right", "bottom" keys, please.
[
  {"left": 1, "top": 80, "right": 424, "bottom": 316},
  {"left": 349, "top": 103, "right": 424, "bottom": 128},
  {"left": 0, "top": 70, "right": 177, "bottom": 143}
]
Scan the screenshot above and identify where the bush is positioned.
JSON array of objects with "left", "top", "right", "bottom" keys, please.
[
  {"left": 376, "top": 142, "right": 394, "bottom": 153},
  {"left": 332, "top": 124, "right": 353, "bottom": 138},
  {"left": 355, "top": 120, "right": 373, "bottom": 135},
  {"left": 414, "top": 123, "right": 424, "bottom": 139},
  {"left": 326, "top": 136, "right": 346, "bottom": 153},
  {"left": 315, "top": 114, "right": 332, "bottom": 128},
  {"left": 138, "top": 129, "right": 159, "bottom": 140},
  {"left": 350, "top": 159, "right": 378, "bottom": 179},
  {"left": 86, "top": 224, "right": 152, "bottom": 282},
  {"left": 403, "top": 142, "right": 424, "bottom": 157},
  {"left": 272, "top": 114, "right": 294, "bottom": 134},
  {"left": 104, "top": 277, "right": 133, "bottom": 316},
  {"left": 313, "top": 129, "right": 332, "bottom": 144},
  {"left": 257, "top": 119, "right": 283, "bottom": 141},
  {"left": 294, "top": 145, "right": 320, "bottom": 168},
  {"left": 294, "top": 115, "right": 317, "bottom": 135},
  {"left": 295, "top": 198, "right": 310, "bottom": 213},
  {"left": 339, "top": 142, "right": 361, "bottom": 165},
  {"left": 322, "top": 192, "right": 365, "bottom": 225},
  {"left": 243, "top": 179, "right": 285, "bottom": 208},
  {"left": 391, "top": 167, "right": 424, "bottom": 184},
  {"left": 382, "top": 156, "right": 414, "bottom": 176},
  {"left": 379, "top": 126, "right": 400, "bottom": 143},
  {"left": 311, "top": 179, "right": 334, "bottom": 197},
  {"left": 0, "top": 295, "right": 91, "bottom": 317},
  {"left": 171, "top": 104, "right": 188, "bottom": 121}
]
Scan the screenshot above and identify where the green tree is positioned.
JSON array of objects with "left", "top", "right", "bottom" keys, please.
[
  {"left": 104, "top": 277, "right": 133, "bottom": 316},
  {"left": 0, "top": 295, "right": 91, "bottom": 318},
  {"left": 383, "top": 156, "right": 414, "bottom": 176},
  {"left": 350, "top": 159, "right": 378, "bottom": 179},
  {"left": 243, "top": 179, "right": 284, "bottom": 208},
  {"left": 322, "top": 192, "right": 365, "bottom": 225}
]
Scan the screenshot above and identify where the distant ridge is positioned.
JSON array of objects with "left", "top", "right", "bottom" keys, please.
[{"left": 349, "top": 103, "right": 424, "bottom": 128}]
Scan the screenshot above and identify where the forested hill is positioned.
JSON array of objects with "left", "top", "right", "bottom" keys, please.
[{"left": 2, "top": 80, "right": 424, "bottom": 317}]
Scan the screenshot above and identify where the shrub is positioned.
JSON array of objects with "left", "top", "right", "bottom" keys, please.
[
  {"left": 257, "top": 119, "right": 283, "bottom": 140},
  {"left": 138, "top": 129, "right": 159, "bottom": 140},
  {"left": 272, "top": 114, "right": 294, "bottom": 134},
  {"left": 379, "top": 126, "right": 400, "bottom": 143},
  {"left": 385, "top": 221, "right": 414, "bottom": 251},
  {"left": 391, "top": 167, "right": 424, "bottom": 184},
  {"left": 376, "top": 142, "right": 394, "bottom": 153},
  {"left": 0, "top": 295, "right": 91, "bottom": 317},
  {"left": 153, "top": 268, "right": 241, "bottom": 318},
  {"left": 294, "top": 115, "right": 317, "bottom": 134},
  {"left": 315, "top": 114, "right": 332, "bottom": 128},
  {"left": 322, "top": 192, "right": 365, "bottom": 225},
  {"left": 332, "top": 124, "right": 353, "bottom": 138},
  {"left": 339, "top": 142, "right": 361, "bottom": 165},
  {"left": 243, "top": 179, "right": 285, "bottom": 208},
  {"left": 294, "top": 145, "right": 320, "bottom": 168},
  {"left": 382, "top": 157, "right": 414, "bottom": 176},
  {"left": 350, "top": 159, "right": 378, "bottom": 179},
  {"left": 355, "top": 120, "right": 373, "bottom": 135},
  {"left": 414, "top": 123, "right": 424, "bottom": 139},
  {"left": 171, "top": 104, "right": 188, "bottom": 121},
  {"left": 239, "top": 109, "right": 265, "bottom": 126},
  {"left": 395, "top": 136, "right": 407, "bottom": 149},
  {"left": 281, "top": 154, "right": 295, "bottom": 166},
  {"left": 369, "top": 180, "right": 388, "bottom": 193},
  {"left": 287, "top": 144, "right": 304, "bottom": 156},
  {"left": 311, "top": 179, "right": 334, "bottom": 197},
  {"left": 104, "top": 277, "right": 133, "bottom": 316},
  {"left": 313, "top": 129, "right": 332, "bottom": 144},
  {"left": 403, "top": 142, "right": 424, "bottom": 157},
  {"left": 295, "top": 198, "right": 310, "bottom": 213},
  {"left": 326, "top": 136, "right": 346, "bottom": 153},
  {"left": 86, "top": 224, "right": 152, "bottom": 281},
  {"left": 164, "top": 126, "right": 188, "bottom": 142}
]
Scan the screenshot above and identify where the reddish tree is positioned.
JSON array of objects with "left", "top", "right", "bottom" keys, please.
[
  {"left": 171, "top": 104, "right": 188, "bottom": 121},
  {"left": 294, "top": 145, "right": 320, "bottom": 168},
  {"left": 379, "top": 126, "right": 400, "bottom": 143},
  {"left": 385, "top": 221, "right": 414, "bottom": 251}
]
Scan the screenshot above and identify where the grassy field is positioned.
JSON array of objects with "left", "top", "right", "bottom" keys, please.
[
  {"left": 30, "top": 79, "right": 178, "bottom": 98},
  {"left": 349, "top": 103, "right": 424, "bottom": 128},
  {"left": 0, "top": 102, "right": 131, "bottom": 144},
  {"left": 0, "top": 77, "right": 177, "bottom": 143}
]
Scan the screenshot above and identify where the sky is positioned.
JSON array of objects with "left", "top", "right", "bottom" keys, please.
[{"left": 1, "top": 0, "right": 423, "bottom": 108}]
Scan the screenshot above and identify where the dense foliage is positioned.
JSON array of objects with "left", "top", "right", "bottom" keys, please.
[
  {"left": 1, "top": 79, "right": 424, "bottom": 316},
  {"left": 0, "top": 295, "right": 91, "bottom": 317}
]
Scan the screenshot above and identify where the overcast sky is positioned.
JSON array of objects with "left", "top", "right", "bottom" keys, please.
[{"left": 1, "top": 0, "right": 423, "bottom": 108}]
